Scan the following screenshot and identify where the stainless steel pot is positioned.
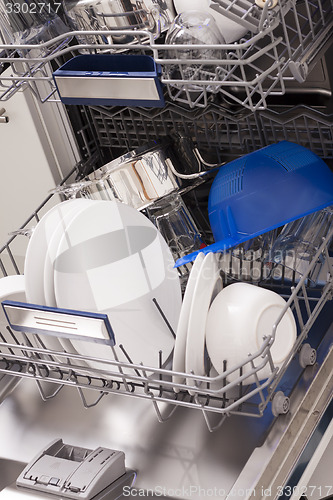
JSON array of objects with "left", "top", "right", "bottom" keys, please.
[
  {"left": 80, "top": 143, "right": 184, "bottom": 210},
  {"left": 63, "top": 0, "right": 176, "bottom": 45}
]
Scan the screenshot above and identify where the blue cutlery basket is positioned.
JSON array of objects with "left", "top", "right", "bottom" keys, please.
[{"left": 53, "top": 54, "right": 165, "bottom": 107}]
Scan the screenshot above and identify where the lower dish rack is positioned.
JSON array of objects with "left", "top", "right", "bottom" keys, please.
[{"left": 0, "top": 199, "right": 332, "bottom": 432}]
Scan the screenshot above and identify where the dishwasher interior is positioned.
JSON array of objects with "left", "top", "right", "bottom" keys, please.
[{"left": 0, "top": 1, "right": 332, "bottom": 498}]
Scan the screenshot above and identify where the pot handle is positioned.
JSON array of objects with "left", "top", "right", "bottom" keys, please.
[{"left": 170, "top": 132, "right": 224, "bottom": 179}]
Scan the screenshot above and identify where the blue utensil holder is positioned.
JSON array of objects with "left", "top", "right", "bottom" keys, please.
[{"left": 53, "top": 54, "right": 165, "bottom": 107}]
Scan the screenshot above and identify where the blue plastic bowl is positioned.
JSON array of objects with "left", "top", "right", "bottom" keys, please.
[{"left": 175, "top": 141, "right": 333, "bottom": 267}]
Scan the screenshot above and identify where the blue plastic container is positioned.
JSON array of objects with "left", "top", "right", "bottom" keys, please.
[
  {"left": 53, "top": 54, "right": 165, "bottom": 107},
  {"left": 175, "top": 141, "right": 333, "bottom": 267}
]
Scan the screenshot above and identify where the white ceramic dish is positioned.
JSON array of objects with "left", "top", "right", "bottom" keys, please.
[
  {"left": 0, "top": 275, "right": 27, "bottom": 354},
  {"left": 53, "top": 200, "right": 182, "bottom": 371},
  {"left": 172, "top": 0, "right": 249, "bottom": 43},
  {"left": 24, "top": 200, "right": 95, "bottom": 359},
  {"left": 185, "top": 252, "right": 222, "bottom": 394},
  {"left": 206, "top": 282, "right": 297, "bottom": 384},
  {"left": 24, "top": 199, "right": 98, "bottom": 362},
  {"left": 172, "top": 252, "right": 205, "bottom": 392},
  {"left": 25, "top": 199, "right": 80, "bottom": 306},
  {"left": 43, "top": 199, "right": 96, "bottom": 362},
  {"left": 43, "top": 199, "right": 95, "bottom": 307}
]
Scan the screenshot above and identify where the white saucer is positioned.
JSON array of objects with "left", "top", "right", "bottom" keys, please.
[
  {"left": 185, "top": 252, "right": 222, "bottom": 394},
  {"left": 172, "top": 252, "right": 205, "bottom": 392}
]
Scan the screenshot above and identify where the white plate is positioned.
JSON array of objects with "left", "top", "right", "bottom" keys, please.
[
  {"left": 43, "top": 199, "right": 95, "bottom": 307},
  {"left": 43, "top": 199, "right": 96, "bottom": 362},
  {"left": 0, "top": 275, "right": 27, "bottom": 353},
  {"left": 24, "top": 199, "right": 82, "bottom": 306},
  {"left": 53, "top": 200, "right": 182, "bottom": 371},
  {"left": 172, "top": 252, "right": 205, "bottom": 392},
  {"left": 185, "top": 252, "right": 222, "bottom": 394},
  {"left": 25, "top": 199, "right": 94, "bottom": 358}
]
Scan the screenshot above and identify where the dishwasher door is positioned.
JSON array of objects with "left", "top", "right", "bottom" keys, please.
[{"left": 0, "top": 316, "right": 331, "bottom": 500}]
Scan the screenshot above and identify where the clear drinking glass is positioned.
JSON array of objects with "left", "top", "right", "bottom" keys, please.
[
  {"left": 218, "top": 229, "right": 279, "bottom": 283},
  {"left": 0, "top": 0, "right": 71, "bottom": 57},
  {"left": 164, "top": 10, "right": 225, "bottom": 90},
  {"left": 146, "top": 192, "right": 203, "bottom": 260},
  {"left": 265, "top": 206, "right": 333, "bottom": 286}
]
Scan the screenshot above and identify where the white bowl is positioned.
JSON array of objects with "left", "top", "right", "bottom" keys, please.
[
  {"left": 172, "top": 0, "right": 249, "bottom": 43},
  {"left": 206, "top": 282, "right": 297, "bottom": 384}
]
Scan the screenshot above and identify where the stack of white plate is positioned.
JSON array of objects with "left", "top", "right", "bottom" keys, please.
[
  {"left": 24, "top": 199, "right": 182, "bottom": 370},
  {"left": 172, "top": 252, "right": 222, "bottom": 394},
  {"left": 0, "top": 274, "right": 29, "bottom": 353}
]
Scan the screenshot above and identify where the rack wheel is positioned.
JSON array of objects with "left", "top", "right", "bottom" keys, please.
[
  {"left": 272, "top": 391, "right": 290, "bottom": 417},
  {"left": 299, "top": 343, "right": 317, "bottom": 369}
]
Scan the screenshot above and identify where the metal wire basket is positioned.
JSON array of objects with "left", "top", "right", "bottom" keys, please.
[
  {"left": 0, "top": 175, "right": 332, "bottom": 431},
  {"left": 0, "top": 0, "right": 331, "bottom": 110},
  {"left": 82, "top": 103, "right": 333, "bottom": 164}
]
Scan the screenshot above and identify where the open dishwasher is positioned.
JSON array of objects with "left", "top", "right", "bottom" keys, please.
[{"left": 0, "top": 0, "right": 332, "bottom": 499}]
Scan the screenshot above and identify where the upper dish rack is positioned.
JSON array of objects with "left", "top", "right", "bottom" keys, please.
[
  {"left": 0, "top": 176, "right": 332, "bottom": 432},
  {"left": 0, "top": 0, "right": 332, "bottom": 110}
]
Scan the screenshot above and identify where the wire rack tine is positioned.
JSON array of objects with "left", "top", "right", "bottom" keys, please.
[
  {"left": 76, "top": 386, "right": 108, "bottom": 409},
  {"left": 140, "top": 363, "right": 180, "bottom": 423},
  {"left": 35, "top": 379, "right": 65, "bottom": 401},
  {"left": 111, "top": 345, "right": 133, "bottom": 392},
  {"left": 197, "top": 396, "right": 228, "bottom": 433},
  {"left": 151, "top": 399, "right": 179, "bottom": 423}
]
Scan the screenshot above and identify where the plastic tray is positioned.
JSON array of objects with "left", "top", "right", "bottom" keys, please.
[{"left": 53, "top": 54, "right": 165, "bottom": 107}]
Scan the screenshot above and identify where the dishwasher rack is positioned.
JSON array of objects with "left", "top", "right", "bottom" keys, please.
[
  {"left": 0, "top": 180, "right": 332, "bottom": 432},
  {"left": 82, "top": 103, "right": 333, "bottom": 164},
  {"left": 0, "top": 0, "right": 332, "bottom": 110}
]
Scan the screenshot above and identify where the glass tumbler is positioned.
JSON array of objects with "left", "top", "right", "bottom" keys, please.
[
  {"left": 219, "top": 229, "right": 279, "bottom": 283},
  {"left": 0, "top": 0, "right": 71, "bottom": 57},
  {"left": 146, "top": 192, "right": 204, "bottom": 288},
  {"left": 265, "top": 206, "right": 333, "bottom": 286},
  {"left": 146, "top": 192, "right": 203, "bottom": 259},
  {"left": 164, "top": 10, "right": 226, "bottom": 91}
]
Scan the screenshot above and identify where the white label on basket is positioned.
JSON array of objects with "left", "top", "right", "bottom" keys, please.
[{"left": 3, "top": 303, "right": 113, "bottom": 343}]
